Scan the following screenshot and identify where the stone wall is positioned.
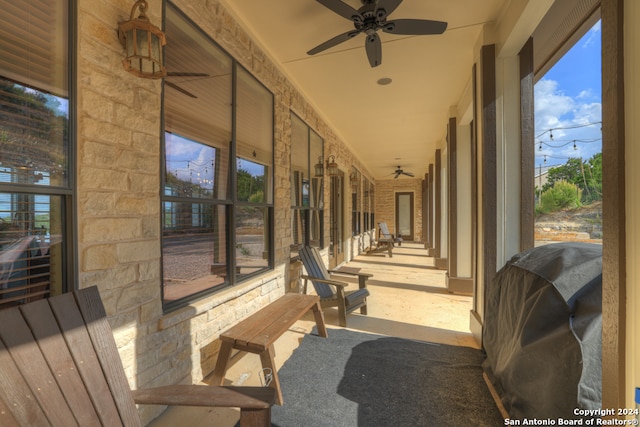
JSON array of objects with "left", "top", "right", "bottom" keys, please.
[
  {"left": 375, "top": 178, "right": 423, "bottom": 242},
  {"left": 77, "top": 0, "right": 375, "bottom": 423}
]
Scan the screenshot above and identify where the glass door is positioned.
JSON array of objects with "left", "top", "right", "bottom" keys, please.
[{"left": 395, "top": 192, "right": 414, "bottom": 241}]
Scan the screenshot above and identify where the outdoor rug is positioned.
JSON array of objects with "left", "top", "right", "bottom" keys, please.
[{"left": 270, "top": 328, "right": 504, "bottom": 427}]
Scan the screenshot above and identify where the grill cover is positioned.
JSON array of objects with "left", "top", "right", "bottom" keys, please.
[{"left": 483, "top": 242, "right": 602, "bottom": 419}]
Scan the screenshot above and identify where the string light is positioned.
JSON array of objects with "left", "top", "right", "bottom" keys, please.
[{"left": 535, "top": 121, "right": 602, "bottom": 140}]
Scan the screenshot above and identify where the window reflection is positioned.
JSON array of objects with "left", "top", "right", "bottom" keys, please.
[
  {"left": 165, "top": 133, "right": 223, "bottom": 199},
  {"left": 236, "top": 206, "right": 269, "bottom": 278},
  {"left": 0, "top": 80, "right": 68, "bottom": 187},
  {"left": 162, "top": 203, "right": 227, "bottom": 302},
  {"left": 237, "top": 158, "right": 267, "bottom": 203},
  {"left": 0, "top": 193, "right": 63, "bottom": 306}
]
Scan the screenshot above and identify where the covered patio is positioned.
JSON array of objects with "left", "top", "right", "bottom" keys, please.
[
  {"left": 149, "top": 242, "right": 482, "bottom": 426},
  {"left": 2, "top": 0, "right": 640, "bottom": 425}
]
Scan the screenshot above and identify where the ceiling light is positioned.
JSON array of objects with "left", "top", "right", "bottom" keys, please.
[{"left": 377, "top": 77, "right": 392, "bottom": 86}]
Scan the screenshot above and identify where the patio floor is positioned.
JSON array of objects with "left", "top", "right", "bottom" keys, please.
[{"left": 148, "top": 242, "right": 479, "bottom": 426}]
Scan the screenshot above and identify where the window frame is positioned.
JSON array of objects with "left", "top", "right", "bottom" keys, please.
[
  {"left": 161, "top": 3, "right": 274, "bottom": 311},
  {"left": 290, "top": 112, "right": 324, "bottom": 259},
  {"left": 0, "top": 0, "right": 76, "bottom": 309}
]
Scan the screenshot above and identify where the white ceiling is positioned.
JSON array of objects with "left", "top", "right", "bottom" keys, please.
[{"left": 219, "top": 0, "right": 509, "bottom": 179}]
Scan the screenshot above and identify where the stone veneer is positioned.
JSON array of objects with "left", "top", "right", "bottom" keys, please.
[{"left": 77, "top": 0, "right": 375, "bottom": 423}]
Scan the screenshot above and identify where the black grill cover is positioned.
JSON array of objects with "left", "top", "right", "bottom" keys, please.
[{"left": 482, "top": 242, "right": 602, "bottom": 419}]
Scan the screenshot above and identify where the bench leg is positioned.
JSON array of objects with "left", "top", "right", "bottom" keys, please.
[
  {"left": 239, "top": 407, "right": 271, "bottom": 427},
  {"left": 211, "top": 341, "right": 234, "bottom": 385},
  {"left": 260, "top": 344, "right": 283, "bottom": 405},
  {"left": 311, "top": 302, "right": 328, "bottom": 338}
]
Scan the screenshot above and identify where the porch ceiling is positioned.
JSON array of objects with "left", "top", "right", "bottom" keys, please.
[{"left": 219, "top": 0, "right": 508, "bottom": 179}]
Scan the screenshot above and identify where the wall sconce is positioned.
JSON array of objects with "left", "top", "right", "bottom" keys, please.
[
  {"left": 326, "top": 155, "right": 339, "bottom": 177},
  {"left": 314, "top": 156, "right": 324, "bottom": 177},
  {"left": 118, "top": 0, "right": 166, "bottom": 79}
]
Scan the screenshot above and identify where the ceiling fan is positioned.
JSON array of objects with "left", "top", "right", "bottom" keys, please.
[
  {"left": 165, "top": 72, "right": 210, "bottom": 98},
  {"left": 307, "top": 0, "right": 447, "bottom": 67},
  {"left": 393, "top": 166, "right": 415, "bottom": 178}
]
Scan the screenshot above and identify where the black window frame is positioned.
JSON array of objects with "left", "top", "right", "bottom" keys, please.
[
  {"left": 161, "top": 3, "right": 274, "bottom": 311},
  {"left": 0, "top": 0, "right": 76, "bottom": 309},
  {"left": 290, "top": 112, "right": 324, "bottom": 259}
]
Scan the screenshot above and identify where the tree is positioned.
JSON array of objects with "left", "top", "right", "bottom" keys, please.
[
  {"left": 537, "top": 180, "right": 582, "bottom": 214},
  {"left": 542, "top": 153, "right": 602, "bottom": 203}
]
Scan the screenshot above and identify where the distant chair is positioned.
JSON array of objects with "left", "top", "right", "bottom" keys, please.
[
  {"left": 299, "top": 246, "right": 371, "bottom": 327},
  {"left": 366, "top": 222, "right": 402, "bottom": 257},
  {"left": 378, "top": 222, "right": 403, "bottom": 246}
]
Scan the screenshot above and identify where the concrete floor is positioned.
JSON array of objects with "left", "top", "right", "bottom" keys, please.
[{"left": 148, "top": 242, "right": 478, "bottom": 426}]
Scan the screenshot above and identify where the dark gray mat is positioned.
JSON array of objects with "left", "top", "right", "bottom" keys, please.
[{"left": 271, "top": 328, "right": 504, "bottom": 427}]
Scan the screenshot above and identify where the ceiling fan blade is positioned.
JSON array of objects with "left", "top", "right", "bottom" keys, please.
[
  {"left": 403, "top": 171, "right": 415, "bottom": 177},
  {"left": 383, "top": 19, "right": 448, "bottom": 35},
  {"left": 394, "top": 173, "right": 400, "bottom": 179},
  {"left": 375, "top": 0, "right": 403, "bottom": 19},
  {"left": 165, "top": 81, "right": 198, "bottom": 98},
  {"left": 167, "top": 72, "right": 210, "bottom": 77},
  {"left": 317, "top": 0, "right": 363, "bottom": 22},
  {"left": 307, "top": 29, "right": 362, "bottom": 55},
  {"left": 365, "top": 33, "right": 382, "bottom": 67}
]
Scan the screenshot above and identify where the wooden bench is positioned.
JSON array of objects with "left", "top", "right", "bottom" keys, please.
[
  {"left": 211, "top": 293, "right": 328, "bottom": 405},
  {"left": 0, "top": 286, "right": 275, "bottom": 427}
]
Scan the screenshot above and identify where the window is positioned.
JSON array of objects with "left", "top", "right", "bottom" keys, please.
[
  {"left": 162, "top": 4, "right": 274, "bottom": 308},
  {"left": 0, "top": 0, "right": 72, "bottom": 309},
  {"left": 290, "top": 113, "right": 323, "bottom": 258}
]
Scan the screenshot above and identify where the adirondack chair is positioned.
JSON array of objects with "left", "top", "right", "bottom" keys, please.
[
  {"left": 299, "top": 246, "right": 371, "bottom": 327},
  {"left": 366, "top": 222, "right": 402, "bottom": 257},
  {"left": 0, "top": 286, "right": 275, "bottom": 427},
  {"left": 378, "top": 222, "right": 403, "bottom": 246}
]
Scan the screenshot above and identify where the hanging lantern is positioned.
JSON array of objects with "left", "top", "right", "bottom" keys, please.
[
  {"left": 314, "top": 156, "right": 324, "bottom": 177},
  {"left": 118, "top": 0, "right": 166, "bottom": 79},
  {"left": 326, "top": 155, "right": 339, "bottom": 177}
]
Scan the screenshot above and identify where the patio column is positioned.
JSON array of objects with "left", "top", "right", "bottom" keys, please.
[
  {"left": 446, "top": 116, "right": 474, "bottom": 294},
  {"left": 427, "top": 163, "right": 435, "bottom": 257},
  {"left": 434, "top": 149, "right": 448, "bottom": 270}
]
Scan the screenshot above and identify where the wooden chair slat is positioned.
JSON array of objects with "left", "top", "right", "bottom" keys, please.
[
  {"left": 0, "top": 307, "right": 77, "bottom": 427},
  {"left": 0, "top": 338, "right": 51, "bottom": 426},
  {"left": 132, "top": 385, "right": 274, "bottom": 408},
  {"left": 49, "top": 292, "right": 124, "bottom": 426},
  {"left": 73, "top": 287, "right": 142, "bottom": 427},
  {"left": 19, "top": 299, "right": 101, "bottom": 427},
  {"left": 0, "top": 392, "right": 21, "bottom": 427}
]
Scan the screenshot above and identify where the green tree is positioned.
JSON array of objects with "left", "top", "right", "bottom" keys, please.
[
  {"left": 542, "top": 153, "right": 602, "bottom": 203},
  {"left": 537, "top": 180, "right": 582, "bottom": 214},
  {"left": 237, "top": 168, "right": 264, "bottom": 202}
]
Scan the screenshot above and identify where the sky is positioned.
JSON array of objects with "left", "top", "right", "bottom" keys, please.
[{"left": 534, "top": 21, "right": 602, "bottom": 169}]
